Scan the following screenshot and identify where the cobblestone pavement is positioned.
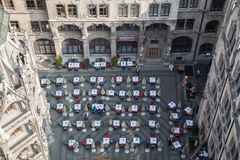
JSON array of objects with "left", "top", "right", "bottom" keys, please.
[{"left": 39, "top": 69, "right": 188, "bottom": 160}]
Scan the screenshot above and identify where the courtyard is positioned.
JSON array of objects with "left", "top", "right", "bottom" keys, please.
[{"left": 39, "top": 67, "right": 194, "bottom": 160}]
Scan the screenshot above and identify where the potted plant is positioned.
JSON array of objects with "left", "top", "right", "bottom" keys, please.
[
  {"left": 55, "top": 55, "right": 62, "bottom": 69},
  {"left": 83, "top": 58, "right": 90, "bottom": 69},
  {"left": 111, "top": 56, "right": 118, "bottom": 68}
]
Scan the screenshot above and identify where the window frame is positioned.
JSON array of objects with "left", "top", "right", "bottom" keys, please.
[
  {"left": 179, "top": 0, "right": 189, "bottom": 8},
  {"left": 36, "top": 0, "right": 46, "bottom": 10},
  {"left": 68, "top": 4, "right": 77, "bottom": 18},
  {"left": 56, "top": 4, "right": 66, "bottom": 18},
  {"left": 185, "top": 19, "right": 195, "bottom": 30},
  {"left": 130, "top": 4, "right": 139, "bottom": 17},
  {"left": 149, "top": 3, "right": 159, "bottom": 17},
  {"left": 118, "top": 4, "right": 128, "bottom": 17},
  {"left": 62, "top": 39, "right": 83, "bottom": 54},
  {"left": 4, "top": 0, "right": 14, "bottom": 9},
  {"left": 10, "top": 21, "right": 20, "bottom": 32},
  {"left": 99, "top": 4, "right": 108, "bottom": 17},
  {"left": 89, "top": 38, "right": 110, "bottom": 54},
  {"left": 88, "top": 4, "right": 97, "bottom": 17},
  {"left": 160, "top": 3, "right": 171, "bottom": 16},
  {"left": 34, "top": 39, "right": 55, "bottom": 55},
  {"left": 26, "top": 0, "right": 35, "bottom": 10},
  {"left": 31, "top": 21, "right": 40, "bottom": 32}
]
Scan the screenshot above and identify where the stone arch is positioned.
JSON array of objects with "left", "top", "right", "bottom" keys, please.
[
  {"left": 34, "top": 39, "right": 55, "bottom": 54},
  {"left": 62, "top": 38, "right": 83, "bottom": 54},
  {"left": 205, "top": 20, "right": 219, "bottom": 33},
  {"left": 171, "top": 36, "right": 192, "bottom": 52},
  {"left": 198, "top": 43, "right": 213, "bottom": 56},
  {"left": 89, "top": 38, "right": 110, "bottom": 54}
]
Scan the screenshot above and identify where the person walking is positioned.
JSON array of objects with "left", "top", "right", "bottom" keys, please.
[{"left": 136, "top": 65, "right": 140, "bottom": 75}]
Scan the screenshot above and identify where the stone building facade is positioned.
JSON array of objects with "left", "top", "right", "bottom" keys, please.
[
  {"left": 0, "top": 9, "right": 52, "bottom": 160},
  {"left": 197, "top": 0, "right": 240, "bottom": 160},
  {"left": 0, "top": 0, "right": 226, "bottom": 65}
]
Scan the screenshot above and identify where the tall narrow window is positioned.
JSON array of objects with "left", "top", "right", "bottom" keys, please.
[
  {"left": 186, "top": 19, "right": 194, "bottom": 30},
  {"left": 10, "top": 21, "right": 20, "bottom": 32},
  {"left": 88, "top": 4, "right": 96, "bottom": 17},
  {"left": 99, "top": 4, "right": 108, "bottom": 17},
  {"left": 160, "top": 3, "right": 171, "bottom": 16},
  {"left": 40, "top": 21, "right": 50, "bottom": 32},
  {"left": 68, "top": 4, "right": 77, "bottom": 18},
  {"left": 119, "top": 4, "right": 128, "bottom": 17},
  {"left": 4, "top": 0, "right": 14, "bottom": 9},
  {"left": 36, "top": 0, "right": 46, "bottom": 10},
  {"left": 149, "top": 4, "right": 159, "bottom": 17},
  {"left": 179, "top": 0, "right": 189, "bottom": 8},
  {"left": 62, "top": 39, "right": 83, "bottom": 54},
  {"left": 31, "top": 21, "right": 40, "bottom": 32},
  {"left": 26, "top": 0, "right": 35, "bottom": 10},
  {"left": 189, "top": 0, "right": 198, "bottom": 8},
  {"left": 176, "top": 19, "right": 185, "bottom": 30},
  {"left": 56, "top": 4, "right": 65, "bottom": 18},
  {"left": 130, "top": 4, "right": 139, "bottom": 17}
]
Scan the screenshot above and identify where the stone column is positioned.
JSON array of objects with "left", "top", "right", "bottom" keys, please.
[
  {"left": 110, "top": 24, "right": 117, "bottom": 58},
  {"left": 82, "top": 24, "right": 90, "bottom": 60},
  {"left": 138, "top": 23, "right": 146, "bottom": 65}
]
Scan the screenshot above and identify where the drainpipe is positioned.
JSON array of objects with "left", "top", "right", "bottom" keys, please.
[{"left": 192, "top": 0, "right": 208, "bottom": 61}]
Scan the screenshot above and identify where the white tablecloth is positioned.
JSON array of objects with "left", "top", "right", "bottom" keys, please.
[
  {"left": 74, "top": 104, "right": 81, "bottom": 110},
  {"left": 150, "top": 90, "right": 156, "bottom": 97},
  {"left": 168, "top": 102, "right": 176, "bottom": 109},
  {"left": 132, "top": 76, "right": 139, "bottom": 82},
  {"left": 68, "top": 140, "right": 75, "bottom": 146},
  {"left": 133, "top": 137, "right": 140, "bottom": 144},
  {"left": 108, "top": 90, "right": 115, "bottom": 96},
  {"left": 130, "top": 121, "right": 137, "bottom": 127},
  {"left": 76, "top": 121, "right": 83, "bottom": 127},
  {"left": 184, "top": 107, "right": 192, "bottom": 114},
  {"left": 150, "top": 137, "right": 157, "bottom": 144},
  {"left": 90, "top": 77, "right": 97, "bottom": 83},
  {"left": 186, "top": 120, "right": 193, "bottom": 126},
  {"left": 172, "top": 141, "right": 181, "bottom": 149},
  {"left": 149, "top": 120, "right": 156, "bottom": 127},
  {"left": 119, "top": 137, "right": 126, "bottom": 144},
  {"left": 97, "top": 77, "right": 104, "bottom": 83},
  {"left": 103, "top": 138, "right": 110, "bottom": 144},
  {"left": 62, "top": 120, "right": 70, "bottom": 127},
  {"left": 56, "top": 77, "right": 63, "bottom": 84},
  {"left": 149, "top": 77, "right": 156, "bottom": 83},
  {"left": 149, "top": 105, "right": 156, "bottom": 112},
  {"left": 171, "top": 113, "right": 179, "bottom": 119},
  {"left": 91, "top": 89, "right": 98, "bottom": 96},
  {"left": 133, "top": 90, "right": 140, "bottom": 96},
  {"left": 115, "top": 104, "right": 122, "bottom": 111},
  {"left": 56, "top": 90, "right": 62, "bottom": 97},
  {"left": 131, "top": 105, "right": 138, "bottom": 112},
  {"left": 73, "top": 89, "right": 80, "bottom": 95},
  {"left": 57, "top": 103, "right": 63, "bottom": 110},
  {"left": 119, "top": 90, "right": 126, "bottom": 96},
  {"left": 116, "top": 76, "right": 123, "bottom": 83},
  {"left": 86, "top": 138, "right": 93, "bottom": 145},
  {"left": 120, "top": 61, "right": 127, "bottom": 67},
  {"left": 41, "top": 79, "right": 47, "bottom": 85},
  {"left": 94, "top": 120, "right": 101, "bottom": 127},
  {"left": 94, "top": 62, "right": 101, "bottom": 68},
  {"left": 73, "top": 77, "right": 80, "bottom": 83},
  {"left": 113, "top": 120, "right": 120, "bottom": 127},
  {"left": 127, "top": 61, "right": 133, "bottom": 67}
]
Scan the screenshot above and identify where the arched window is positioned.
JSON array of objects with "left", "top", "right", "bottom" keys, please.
[
  {"left": 210, "top": 0, "right": 225, "bottom": 11},
  {"left": 56, "top": 4, "right": 65, "bottom": 17},
  {"left": 130, "top": 4, "right": 139, "bottom": 17},
  {"left": 88, "top": 4, "right": 96, "bottom": 17},
  {"left": 62, "top": 39, "right": 83, "bottom": 54},
  {"left": 68, "top": 4, "right": 77, "bottom": 18},
  {"left": 198, "top": 43, "right": 213, "bottom": 56},
  {"left": 205, "top": 21, "right": 219, "bottom": 33},
  {"left": 89, "top": 38, "right": 110, "bottom": 54},
  {"left": 149, "top": 4, "right": 159, "bottom": 17},
  {"left": 146, "top": 23, "right": 168, "bottom": 31},
  {"left": 34, "top": 39, "right": 55, "bottom": 54},
  {"left": 171, "top": 37, "right": 192, "bottom": 52},
  {"left": 87, "top": 24, "right": 110, "bottom": 32},
  {"left": 99, "top": 4, "right": 108, "bottom": 17}
]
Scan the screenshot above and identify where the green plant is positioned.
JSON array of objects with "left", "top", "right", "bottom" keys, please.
[
  {"left": 83, "top": 58, "right": 90, "bottom": 69},
  {"left": 55, "top": 55, "right": 62, "bottom": 69},
  {"left": 111, "top": 56, "right": 118, "bottom": 68}
]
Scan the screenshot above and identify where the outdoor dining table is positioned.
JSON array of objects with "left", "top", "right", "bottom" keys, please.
[
  {"left": 113, "top": 120, "right": 120, "bottom": 129},
  {"left": 68, "top": 62, "right": 80, "bottom": 70},
  {"left": 149, "top": 120, "right": 156, "bottom": 129},
  {"left": 184, "top": 106, "right": 193, "bottom": 115},
  {"left": 93, "top": 62, "right": 101, "bottom": 69},
  {"left": 116, "top": 76, "right": 123, "bottom": 84},
  {"left": 119, "top": 137, "right": 127, "bottom": 148},
  {"left": 149, "top": 77, "right": 156, "bottom": 84},
  {"left": 91, "top": 103, "right": 104, "bottom": 113},
  {"left": 68, "top": 139, "right": 76, "bottom": 149},
  {"left": 56, "top": 103, "right": 63, "bottom": 112},
  {"left": 171, "top": 126, "right": 184, "bottom": 136},
  {"left": 76, "top": 121, "right": 84, "bottom": 130},
  {"left": 149, "top": 105, "right": 156, "bottom": 113},
  {"left": 186, "top": 119, "right": 194, "bottom": 127},
  {"left": 150, "top": 137, "right": 157, "bottom": 146},
  {"left": 149, "top": 90, "right": 157, "bottom": 98},
  {"left": 119, "top": 90, "right": 126, "bottom": 98},
  {"left": 97, "top": 76, "right": 104, "bottom": 84},
  {"left": 133, "top": 90, "right": 140, "bottom": 99},
  {"left": 132, "top": 76, "right": 139, "bottom": 84},
  {"left": 55, "top": 90, "right": 62, "bottom": 99},
  {"left": 90, "top": 76, "right": 97, "bottom": 84},
  {"left": 172, "top": 141, "right": 182, "bottom": 150},
  {"left": 86, "top": 138, "right": 93, "bottom": 147},
  {"left": 130, "top": 120, "right": 138, "bottom": 129},
  {"left": 108, "top": 90, "right": 115, "bottom": 96},
  {"left": 73, "top": 77, "right": 80, "bottom": 85},
  {"left": 119, "top": 61, "right": 127, "bottom": 68},
  {"left": 131, "top": 105, "right": 138, "bottom": 112},
  {"left": 56, "top": 77, "right": 63, "bottom": 85},
  {"left": 73, "top": 89, "right": 80, "bottom": 97},
  {"left": 133, "top": 137, "right": 141, "bottom": 145},
  {"left": 62, "top": 120, "right": 70, "bottom": 130},
  {"left": 127, "top": 61, "right": 133, "bottom": 68},
  {"left": 74, "top": 103, "right": 81, "bottom": 112},
  {"left": 40, "top": 78, "right": 47, "bottom": 86},
  {"left": 91, "top": 89, "right": 98, "bottom": 96},
  {"left": 92, "top": 120, "right": 101, "bottom": 129},
  {"left": 103, "top": 137, "right": 110, "bottom": 145},
  {"left": 170, "top": 113, "right": 179, "bottom": 121},
  {"left": 115, "top": 104, "right": 123, "bottom": 113},
  {"left": 168, "top": 101, "right": 177, "bottom": 110}
]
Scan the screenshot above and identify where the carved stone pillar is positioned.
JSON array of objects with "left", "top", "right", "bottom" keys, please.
[
  {"left": 138, "top": 24, "right": 146, "bottom": 65},
  {"left": 110, "top": 24, "right": 117, "bottom": 58}
]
